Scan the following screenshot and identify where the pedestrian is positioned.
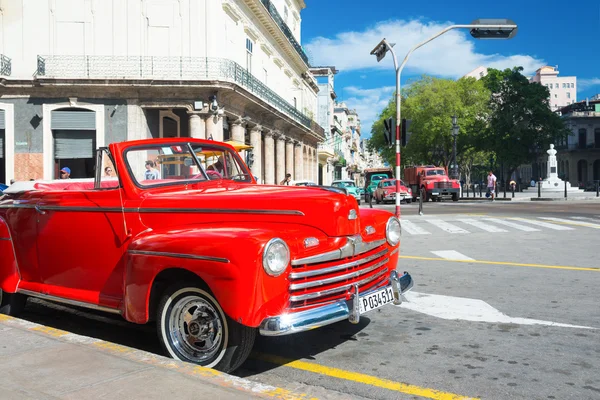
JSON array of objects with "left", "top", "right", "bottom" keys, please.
[
  {"left": 60, "top": 167, "right": 71, "bottom": 179},
  {"left": 280, "top": 173, "right": 292, "bottom": 185},
  {"left": 487, "top": 171, "right": 496, "bottom": 201},
  {"left": 104, "top": 166, "right": 113, "bottom": 177},
  {"left": 144, "top": 160, "right": 159, "bottom": 180}
]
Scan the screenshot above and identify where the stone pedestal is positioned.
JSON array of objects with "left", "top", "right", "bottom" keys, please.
[{"left": 540, "top": 144, "right": 582, "bottom": 192}]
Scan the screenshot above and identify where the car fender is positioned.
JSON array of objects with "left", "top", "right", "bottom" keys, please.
[
  {"left": 0, "top": 217, "right": 20, "bottom": 293},
  {"left": 123, "top": 222, "right": 311, "bottom": 327}
]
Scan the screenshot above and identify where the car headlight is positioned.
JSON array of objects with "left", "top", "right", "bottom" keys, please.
[
  {"left": 262, "top": 238, "right": 290, "bottom": 276},
  {"left": 386, "top": 217, "right": 401, "bottom": 246}
]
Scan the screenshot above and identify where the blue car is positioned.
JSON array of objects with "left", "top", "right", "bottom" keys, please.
[{"left": 0, "top": 183, "right": 7, "bottom": 193}]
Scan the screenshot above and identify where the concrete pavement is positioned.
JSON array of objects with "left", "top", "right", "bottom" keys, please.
[{"left": 0, "top": 314, "right": 330, "bottom": 400}]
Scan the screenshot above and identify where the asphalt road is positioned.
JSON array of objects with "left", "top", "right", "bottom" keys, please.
[{"left": 17, "top": 200, "right": 600, "bottom": 400}]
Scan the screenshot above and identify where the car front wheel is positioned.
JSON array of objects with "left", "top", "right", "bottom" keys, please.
[{"left": 157, "top": 283, "right": 255, "bottom": 373}]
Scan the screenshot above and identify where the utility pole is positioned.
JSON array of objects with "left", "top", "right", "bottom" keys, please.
[{"left": 451, "top": 115, "right": 459, "bottom": 179}]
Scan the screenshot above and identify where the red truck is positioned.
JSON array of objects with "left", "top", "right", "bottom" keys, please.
[{"left": 404, "top": 165, "right": 460, "bottom": 202}]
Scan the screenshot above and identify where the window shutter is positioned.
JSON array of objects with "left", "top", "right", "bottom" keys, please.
[
  {"left": 54, "top": 131, "right": 96, "bottom": 159},
  {"left": 0, "top": 130, "right": 4, "bottom": 158},
  {"left": 0, "top": 109, "right": 5, "bottom": 129},
  {"left": 51, "top": 110, "right": 96, "bottom": 130}
]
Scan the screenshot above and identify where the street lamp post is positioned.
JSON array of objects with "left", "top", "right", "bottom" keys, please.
[
  {"left": 451, "top": 115, "right": 459, "bottom": 180},
  {"left": 370, "top": 19, "right": 517, "bottom": 218}
]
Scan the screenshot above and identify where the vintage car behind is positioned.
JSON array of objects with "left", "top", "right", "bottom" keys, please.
[
  {"left": 331, "top": 180, "right": 361, "bottom": 205},
  {"left": 0, "top": 138, "right": 413, "bottom": 373},
  {"left": 374, "top": 179, "right": 412, "bottom": 204}
]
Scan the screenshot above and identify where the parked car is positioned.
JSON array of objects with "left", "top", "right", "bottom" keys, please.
[
  {"left": 290, "top": 180, "right": 318, "bottom": 186},
  {"left": 0, "top": 137, "right": 413, "bottom": 373},
  {"left": 331, "top": 180, "right": 361, "bottom": 205},
  {"left": 373, "top": 179, "right": 412, "bottom": 204}
]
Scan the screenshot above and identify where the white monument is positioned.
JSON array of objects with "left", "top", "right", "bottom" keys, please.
[{"left": 539, "top": 144, "right": 581, "bottom": 192}]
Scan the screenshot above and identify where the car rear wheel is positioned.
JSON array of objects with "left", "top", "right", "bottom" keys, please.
[
  {"left": 157, "top": 283, "right": 255, "bottom": 373},
  {"left": 0, "top": 289, "right": 27, "bottom": 317}
]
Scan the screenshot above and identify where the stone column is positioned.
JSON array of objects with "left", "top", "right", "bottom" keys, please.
[
  {"left": 285, "top": 139, "right": 294, "bottom": 181},
  {"left": 264, "top": 131, "right": 275, "bottom": 185},
  {"left": 230, "top": 118, "right": 246, "bottom": 143},
  {"left": 206, "top": 114, "right": 224, "bottom": 142},
  {"left": 294, "top": 142, "right": 303, "bottom": 181},
  {"left": 249, "top": 125, "right": 263, "bottom": 183},
  {"left": 275, "top": 133, "right": 286, "bottom": 184},
  {"left": 188, "top": 112, "right": 206, "bottom": 139}
]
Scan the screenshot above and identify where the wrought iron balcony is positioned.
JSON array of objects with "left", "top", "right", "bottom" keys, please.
[
  {"left": 36, "top": 55, "right": 323, "bottom": 134},
  {"left": 0, "top": 54, "right": 11, "bottom": 76},
  {"left": 259, "top": 0, "right": 309, "bottom": 64}
]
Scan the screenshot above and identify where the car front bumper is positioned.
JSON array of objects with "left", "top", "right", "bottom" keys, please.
[{"left": 258, "top": 270, "right": 413, "bottom": 336}]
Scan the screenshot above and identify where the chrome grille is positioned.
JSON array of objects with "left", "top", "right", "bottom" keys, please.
[
  {"left": 434, "top": 181, "right": 452, "bottom": 189},
  {"left": 289, "top": 243, "right": 389, "bottom": 309}
]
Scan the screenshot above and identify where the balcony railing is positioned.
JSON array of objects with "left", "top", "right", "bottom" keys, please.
[
  {"left": 556, "top": 142, "right": 599, "bottom": 150},
  {"left": 36, "top": 55, "right": 323, "bottom": 134},
  {"left": 0, "top": 55, "right": 11, "bottom": 76},
  {"left": 259, "top": 0, "right": 309, "bottom": 64}
]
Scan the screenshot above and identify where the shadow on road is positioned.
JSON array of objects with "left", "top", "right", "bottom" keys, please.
[{"left": 19, "top": 297, "right": 370, "bottom": 377}]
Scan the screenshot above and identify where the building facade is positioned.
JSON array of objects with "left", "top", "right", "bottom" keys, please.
[
  {"left": 311, "top": 66, "right": 337, "bottom": 186},
  {"left": 530, "top": 66, "right": 577, "bottom": 111},
  {"left": 0, "top": 0, "right": 324, "bottom": 184}
]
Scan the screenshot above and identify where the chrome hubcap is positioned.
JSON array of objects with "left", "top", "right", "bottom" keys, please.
[{"left": 168, "top": 295, "right": 224, "bottom": 363}]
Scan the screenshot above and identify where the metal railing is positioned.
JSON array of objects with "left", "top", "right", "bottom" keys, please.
[
  {"left": 36, "top": 55, "right": 322, "bottom": 133},
  {"left": 259, "top": 0, "right": 309, "bottom": 64},
  {"left": 0, "top": 55, "right": 11, "bottom": 76}
]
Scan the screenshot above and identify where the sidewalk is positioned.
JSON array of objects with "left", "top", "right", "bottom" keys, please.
[
  {"left": 0, "top": 314, "right": 319, "bottom": 400},
  {"left": 460, "top": 188, "right": 600, "bottom": 202}
]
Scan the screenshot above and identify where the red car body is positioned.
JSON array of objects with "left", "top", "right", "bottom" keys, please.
[{"left": 0, "top": 138, "right": 413, "bottom": 372}]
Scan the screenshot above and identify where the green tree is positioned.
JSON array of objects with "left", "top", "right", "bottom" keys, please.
[
  {"left": 481, "top": 67, "right": 569, "bottom": 183},
  {"left": 368, "top": 75, "right": 491, "bottom": 179}
]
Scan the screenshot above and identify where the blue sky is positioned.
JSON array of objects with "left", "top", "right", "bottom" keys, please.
[{"left": 301, "top": 0, "right": 600, "bottom": 136}]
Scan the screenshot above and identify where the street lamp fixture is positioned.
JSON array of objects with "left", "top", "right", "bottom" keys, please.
[{"left": 370, "top": 19, "right": 517, "bottom": 218}]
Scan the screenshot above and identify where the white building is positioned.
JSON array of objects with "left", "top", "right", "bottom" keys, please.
[
  {"left": 463, "top": 66, "right": 489, "bottom": 80},
  {"left": 0, "top": 0, "right": 323, "bottom": 184},
  {"left": 333, "top": 102, "right": 365, "bottom": 184},
  {"left": 530, "top": 66, "right": 577, "bottom": 111},
  {"left": 310, "top": 66, "right": 337, "bottom": 185}
]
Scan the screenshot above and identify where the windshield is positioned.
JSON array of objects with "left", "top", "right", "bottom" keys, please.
[
  {"left": 371, "top": 175, "right": 387, "bottom": 182},
  {"left": 383, "top": 181, "right": 394, "bottom": 187},
  {"left": 426, "top": 169, "right": 447, "bottom": 176},
  {"left": 333, "top": 181, "right": 356, "bottom": 188},
  {"left": 125, "top": 143, "right": 252, "bottom": 188}
]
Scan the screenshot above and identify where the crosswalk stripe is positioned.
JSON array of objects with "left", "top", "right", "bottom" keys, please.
[
  {"left": 570, "top": 216, "right": 600, "bottom": 223},
  {"left": 456, "top": 218, "right": 508, "bottom": 233},
  {"left": 401, "top": 220, "right": 431, "bottom": 235},
  {"left": 510, "top": 217, "right": 574, "bottom": 231},
  {"left": 425, "top": 219, "right": 470, "bottom": 234},
  {"left": 482, "top": 218, "right": 540, "bottom": 232},
  {"left": 540, "top": 217, "right": 600, "bottom": 229}
]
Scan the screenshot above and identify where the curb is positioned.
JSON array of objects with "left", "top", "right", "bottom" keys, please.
[
  {"left": 530, "top": 197, "right": 600, "bottom": 202},
  {"left": 0, "top": 314, "right": 318, "bottom": 400}
]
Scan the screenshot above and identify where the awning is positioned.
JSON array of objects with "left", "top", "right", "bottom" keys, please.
[{"left": 224, "top": 140, "right": 253, "bottom": 152}]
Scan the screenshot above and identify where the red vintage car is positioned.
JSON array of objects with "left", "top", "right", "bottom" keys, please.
[
  {"left": 373, "top": 179, "right": 412, "bottom": 204},
  {"left": 0, "top": 138, "right": 413, "bottom": 372}
]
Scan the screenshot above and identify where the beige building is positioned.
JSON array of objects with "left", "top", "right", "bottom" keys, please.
[
  {"left": 530, "top": 66, "right": 577, "bottom": 111},
  {"left": 0, "top": 0, "right": 324, "bottom": 184}
]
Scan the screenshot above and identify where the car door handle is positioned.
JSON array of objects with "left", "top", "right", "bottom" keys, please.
[{"left": 35, "top": 205, "right": 46, "bottom": 215}]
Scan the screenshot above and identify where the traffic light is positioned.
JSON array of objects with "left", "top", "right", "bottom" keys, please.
[
  {"left": 401, "top": 119, "right": 412, "bottom": 147},
  {"left": 383, "top": 117, "right": 395, "bottom": 146},
  {"left": 246, "top": 151, "right": 255, "bottom": 167}
]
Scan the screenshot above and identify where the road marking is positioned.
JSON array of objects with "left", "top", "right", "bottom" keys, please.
[
  {"left": 253, "top": 353, "right": 478, "bottom": 400},
  {"left": 540, "top": 217, "right": 600, "bottom": 229},
  {"left": 431, "top": 250, "right": 475, "bottom": 261},
  {"left": 570, "top": 216, "right": 600, "bottom": 223},
  {"left": 399, "top": 255, "right": 600, "bottom": 272},
  {"left": 509, "top": 217, "right": 574, "bottom": 231},
  {"left": 425, "top": 219, "right": 470, "bottom": 234},
  {"left": 456, "top": 218, "right": 508, "bottom": 233},
  {"left": 401, "top": 220, "right": 431, "bottom": 235},
  {"left": 481, "top": 218, "right": 540, "bottom": 232},
  {"left": 398, "top": 292, "right": 596, "bottom": 329}
]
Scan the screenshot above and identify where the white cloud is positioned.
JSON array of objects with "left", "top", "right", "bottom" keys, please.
[
  {"left": 305, "top": 19, "right": 544, "bottom": 78},
  {"left": 341, "top": 86, "right": 395, "bottom": 137},
  {"left": 578, "top": 78, "right": 600, "bottom": 91}
]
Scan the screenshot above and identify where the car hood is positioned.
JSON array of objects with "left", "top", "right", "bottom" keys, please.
[{"left": 137, "top": 182, "right": 360, "bottom": 237}]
